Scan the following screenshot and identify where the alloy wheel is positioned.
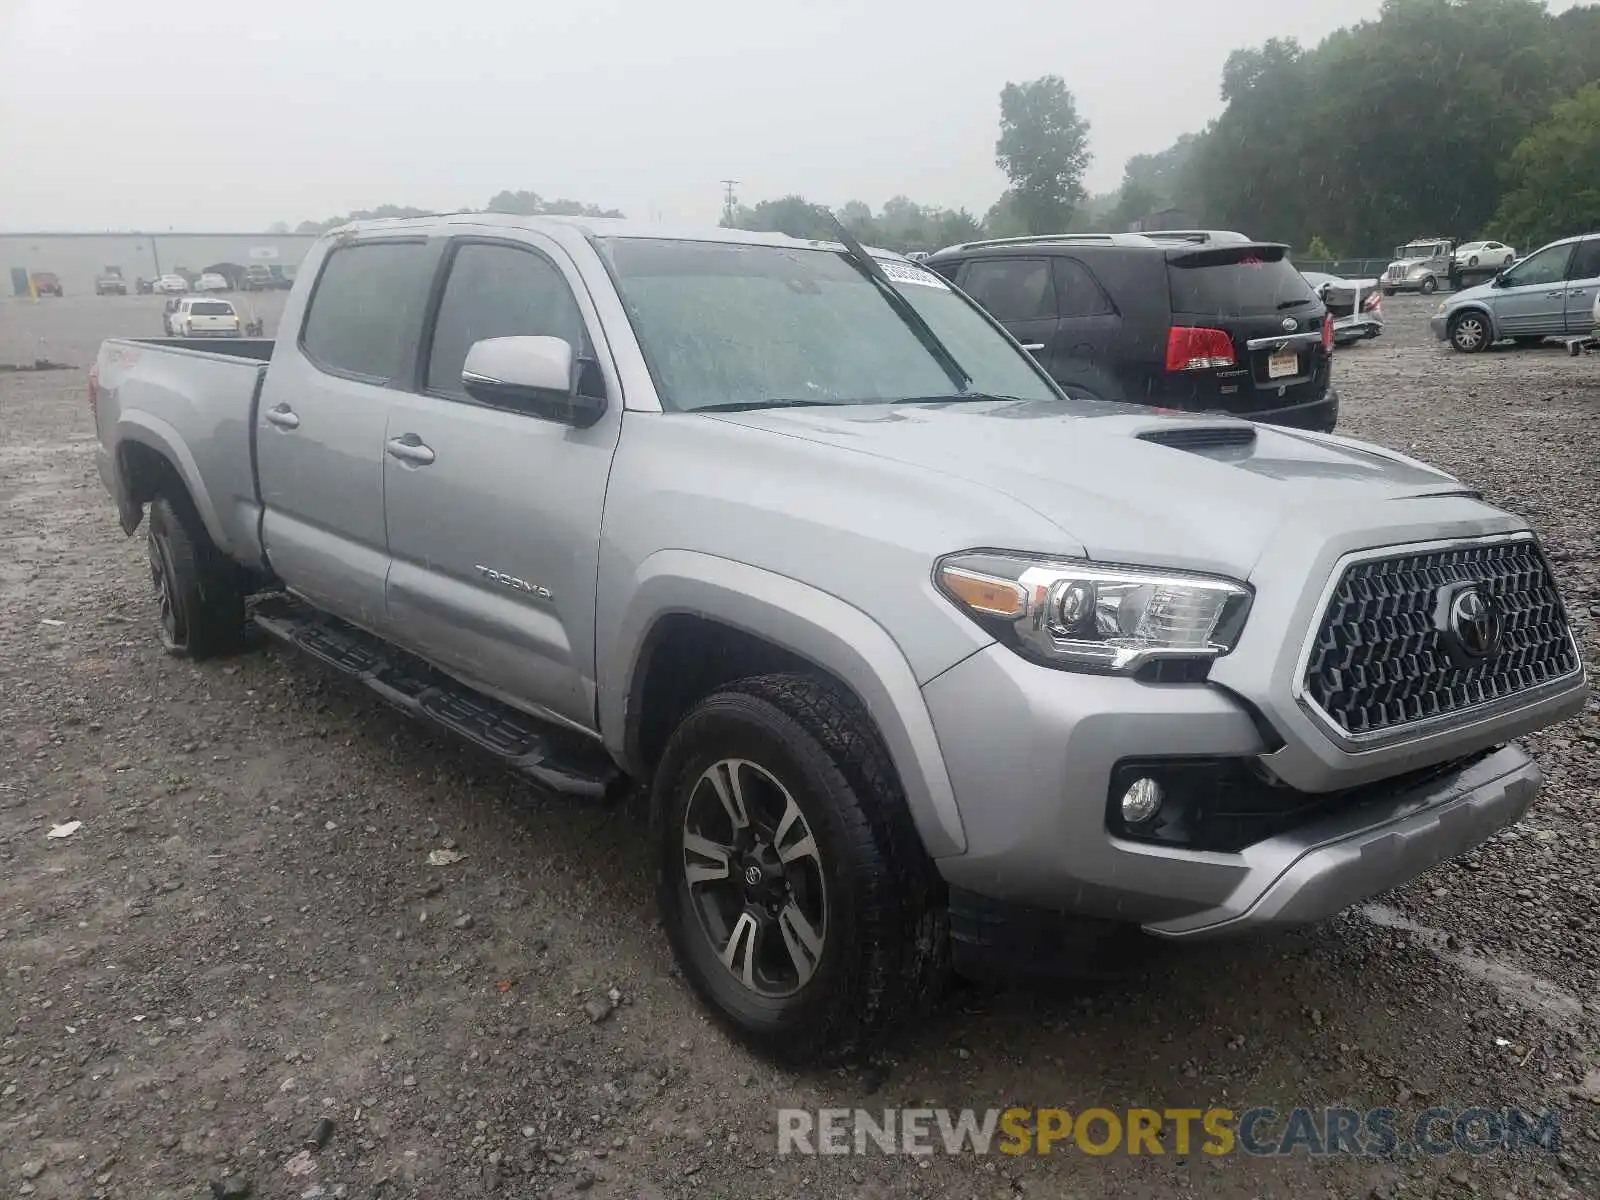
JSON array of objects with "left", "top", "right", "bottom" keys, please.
[
  {"left": 147, "top": 527, "right": 185, "bottom": 650},
  {"left": 681, "top": 757, "right": 827, "bottom": 998},
  {"left": 1452, "top": 315, "right": 1487, "bottom": 352}
]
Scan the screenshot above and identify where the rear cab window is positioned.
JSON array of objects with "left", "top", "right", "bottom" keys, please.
[
  {"left": 1167, "top": 245, "right": 1317, "bottom": 317},
  {"left": 300, "top": 240, "right": 431, "bottom": 381}
]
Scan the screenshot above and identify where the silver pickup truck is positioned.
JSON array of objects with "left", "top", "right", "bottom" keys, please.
[{"left": 91, "top": 214, "right": 1588, "bottom": 1063}]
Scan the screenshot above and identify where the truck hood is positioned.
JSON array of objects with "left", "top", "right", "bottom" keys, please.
[{"left": 705, "top": 397, "right": 1473, "bottom": 579}]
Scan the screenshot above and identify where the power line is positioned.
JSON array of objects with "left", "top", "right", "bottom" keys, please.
[{"left": 720, "top": 179, "right": 740, "bottom": 226}]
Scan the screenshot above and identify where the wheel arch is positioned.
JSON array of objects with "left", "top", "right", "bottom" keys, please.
[
  {"left": 113, "top": 417, "right": 228, "bottom": 551},
  {"left": 602, "top": 551, "right": 968, "bottom": 858}
]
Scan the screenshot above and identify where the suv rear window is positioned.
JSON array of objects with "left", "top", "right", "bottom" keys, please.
[{"left": 1167, "top": 247, "right": 1316, "bottom": 317}]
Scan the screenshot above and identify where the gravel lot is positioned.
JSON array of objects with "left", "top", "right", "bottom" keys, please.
[{"left": 2, "top": 293, "right": 1597, "bottom": 1200}]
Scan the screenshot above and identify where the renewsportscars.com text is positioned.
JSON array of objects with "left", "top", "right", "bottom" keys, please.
[{"left": 776, "top": 1106, "right": 1562, "bottom": 1158}]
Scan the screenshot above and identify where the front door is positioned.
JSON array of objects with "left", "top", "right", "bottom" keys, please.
[
  {"left": 955, "top": 257, "right": 1060, "bottom": 372},
  {"left": 1490, "top": 242, "right": 1575, "bottom": 336},
  {"left": 256, "top": 237, "right": 435, "bottom": 631},
  {"left": 1562, "top": 237, "right": 1600, "bottom": 332},
  {"left": 382, "top": 234, "right": 623, "bottom": 731}
]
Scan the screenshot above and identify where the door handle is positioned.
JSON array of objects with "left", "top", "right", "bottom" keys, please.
[
  {"left": 264, "top": 405, "right": 300, "bottom": 430},
  {"left": 1020, "top": 343, "right": 1046, "bottom": 352},
  {"left": 386, "top": 434, "right": 436, "bottom": 466},
  {"left": 1546, "top": 291, "right": 1566, "bottom": 298}
]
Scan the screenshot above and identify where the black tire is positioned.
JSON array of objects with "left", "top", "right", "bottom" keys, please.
[
  {"left": 1382, "top": 286, "right": 1395, "bottom": 297},
  {"left": 653, "top": 673, "right": 945, "bottom": 1064},
  {"left": 1448, "top": 310, "right": 1491, "bottom": 353},
  {"left": 1419, "top": 276, "right": 1437, "bottom": 295},
  {"left": 147, "top": 493, "right": 246, "bottom": 659}
]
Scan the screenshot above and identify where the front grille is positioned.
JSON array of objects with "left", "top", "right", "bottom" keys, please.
[{"left": 1302, "top": 538, "right": 1579, "bottom": 739}]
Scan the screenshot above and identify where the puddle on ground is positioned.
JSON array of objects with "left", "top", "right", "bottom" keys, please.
[{"left": 1363, "top": 903, "right": 1585, "bottom": 1025}]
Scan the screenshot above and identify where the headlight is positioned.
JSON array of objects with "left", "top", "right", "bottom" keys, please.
[
  {"left": 1437, "top": 300, "right": 1449, "bottom": 314},
  {"left": 936, "top": 551, "right": 1252, "bottom": 674}
]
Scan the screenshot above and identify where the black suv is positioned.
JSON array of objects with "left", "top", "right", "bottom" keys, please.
[{"left": 925, "top": 232, "right": 1337, "bottom": 431}]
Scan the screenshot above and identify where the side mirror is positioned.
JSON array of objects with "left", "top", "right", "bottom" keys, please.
[{"left": 461, "top": 335, "right": 606, "bottom": 427}]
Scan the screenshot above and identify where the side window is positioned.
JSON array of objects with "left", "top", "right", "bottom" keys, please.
[
  {"left": 1502, "top": 244, "right": 1573, "bottom": 289},
  {"left": 425, "top": 242, "right": 587, "bottom": 400},
  {"left": 301, "top": 241, "right": 429, "bottom": 382},
  {"left": 1054, "top": 258, "right": 1115, "bottom": 318},
  {"left": 1564, "top": 238, "right": 1600, "bottom": 281},
  {"left": 959, "top": 258, "right": 1057, "bottom": 322}
]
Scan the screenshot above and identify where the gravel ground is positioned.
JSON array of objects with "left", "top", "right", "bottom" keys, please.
[{"left": 1, "top": 294, "right": 1598, "bottom": 1200}]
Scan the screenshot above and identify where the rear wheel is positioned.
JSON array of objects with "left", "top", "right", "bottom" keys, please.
[
  {"left": 1448, "top": 310, "right": 1491, "bottom": 353},
  {"left": 654, "top": 674, "right": 945, "bottom": 1064},
  {"left": 1468, "top": 255, "right": 1479, "bottom": 267},
  {"left": 147, "top": 493, "right": 246, "bottom": 659},
  {"left": 1419, "top": 276, "right": 1438, "bottom": 295}
]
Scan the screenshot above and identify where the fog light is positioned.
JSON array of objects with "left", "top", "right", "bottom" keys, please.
[{"left": 1120, "top": 777, "right": 1164, "bottom": 824}]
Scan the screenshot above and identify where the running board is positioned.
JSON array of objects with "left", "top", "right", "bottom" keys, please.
[{"left": 251, "top": 598, "right": 622, "bottom": 799}]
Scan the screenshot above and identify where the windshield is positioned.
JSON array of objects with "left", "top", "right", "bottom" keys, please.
[
  {"left": 599, "top": 238, "right": 1058, "bottom": 412},
  {"left": 1397, "top": 244, "right": 1438, "bottom": 258}
]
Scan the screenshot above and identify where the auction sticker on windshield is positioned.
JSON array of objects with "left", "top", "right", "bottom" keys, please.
[{"left": 878, "top": 260, "right": 950, "bottom": 289}]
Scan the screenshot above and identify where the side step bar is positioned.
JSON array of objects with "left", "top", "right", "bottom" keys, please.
[{"left": 252, "top": 598, "right": 623, "bottom": 799}]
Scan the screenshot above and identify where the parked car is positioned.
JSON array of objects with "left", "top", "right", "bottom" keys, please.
[
  {"left": 162, "top": 296, "right": 241, "bottom": 337},
  {"left": 1300, "top": 271, "right": 1383, "bottom": 345},
  {"left": 193, "top": 273, "right": 230, "bottom": 293},
  {"left": 926, "top": 232, "right": 1337, "bottom": 430},
  {"left": 153, "top": 274, "right": 189, "bottom": 294},
  {"left": 89, "top": 215, "right": 1587, "bottom": 1062},
  {"left": 135, "top": 276, "right": 157, "bottom": 295},
  {"left": 240, "top": 265, "right": 277, "bottom": 292},
  {"left": 1431, "top": 232, "right": 1600, "bottom": 353},
  {"left": 1454, "top": 240, "right": 1516, "bottom": 270},
  {"left": 1381, "top": 238, "right": 1454, "bottom": 295},
  {"left": 30, "top": 271, "right": 63, "bottom": 297},
  {"left": 95, "top": 268, "right": 128, "bottom": 296}
]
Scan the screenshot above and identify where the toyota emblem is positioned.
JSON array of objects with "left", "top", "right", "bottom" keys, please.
[{"left": 1447, "top": 587, "right": 1501, "bottom": 659}]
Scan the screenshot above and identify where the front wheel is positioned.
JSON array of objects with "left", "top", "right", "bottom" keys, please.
[
  {"left": 1419, "top": 276, "right": 1438, "bottom": 295},
  {"left": 147, "top": 493, "right": 246, "bottom": 659},
  {"left": 1382, "top": 286, "right": 1396, "bottom": 297},
  {"left": 654, "top": 674, "right": 945, "bottom": 1064},
  {"left": 1448, "top": 310, "right": 1491, "bottom": 353}
]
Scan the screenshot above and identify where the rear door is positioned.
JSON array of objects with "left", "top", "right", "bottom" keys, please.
[
  {"left": 1489, "top": 242, "right": 1574, "bottom": 335},
  {"left": 381, "top": 232, "right": 624, "bottom": 730},
  {"left": 954, "top": 257, "right": 1060, "bottom": 369},
  {"left": 1164, "top": 245, "right": 1329, "bottom": 418},
  {"left": 1562, "top": 237, "right": 1600, "bottom": 332},
  {"left": 256, "top": 237, "right": 435, "bottom": 630},
  {"left": 1049, "top": 256, "right": 1123, "bottom": 400}
]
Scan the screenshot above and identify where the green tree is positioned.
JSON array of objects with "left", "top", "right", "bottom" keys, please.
[
  {"left": 726, "top": 195, "right": 838, "bottom": 240},
  {"left": 994, "top": 76, "right": 1093, "bottom": 234},
  {"left": 486, "top": 190, "right": 623, "bottom": 218},
  {"left": 1492, "top": 81, "right": 1600, "bottom": 248}
]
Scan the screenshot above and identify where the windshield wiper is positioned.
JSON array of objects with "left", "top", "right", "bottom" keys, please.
[
  {"left": 692, "top": 398, "right": 838, "bottom": 413},
  {"left": 828, "top": 214, "right": 972, "bottom": 394},
  {"left": 891, "top": 393, "right": 1027, "bottom": 405}
]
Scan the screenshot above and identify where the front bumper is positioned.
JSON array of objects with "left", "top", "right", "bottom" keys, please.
[
  {"left": 1429, "top": 314, "right": 1451, "bottom": 341},
  {"left": 1332, "top": 315, "right": 1380, "bottom": 342}
]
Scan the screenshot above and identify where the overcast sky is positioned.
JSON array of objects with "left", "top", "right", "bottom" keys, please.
[{"left": 0, "top": 0, "right": 1582, "bottom": 232}]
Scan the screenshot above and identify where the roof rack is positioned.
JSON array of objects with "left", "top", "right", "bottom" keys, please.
[
  {"left": 1136, "top": 229, "right": 1252, "bottom": 245},
  {"left": 933, "top": 232, "right": 1157, "bottom": 255}
]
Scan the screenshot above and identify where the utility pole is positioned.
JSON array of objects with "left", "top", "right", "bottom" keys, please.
[{"left": 719, "top": 180, "right": 740, "bottom": 227}]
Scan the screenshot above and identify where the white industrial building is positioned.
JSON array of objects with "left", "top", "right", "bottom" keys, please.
[{"left": 0, "top": 231, "right": 320, "bottom": 296}]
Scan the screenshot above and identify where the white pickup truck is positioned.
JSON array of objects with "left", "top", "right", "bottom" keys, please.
[{"left": 91, "top": 214, "right": 1588, "bottom": 1062}]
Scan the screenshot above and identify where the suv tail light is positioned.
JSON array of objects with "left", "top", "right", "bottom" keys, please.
[
  {"left": 1362, "top": 291, "right": 1382, "bottom": 313},
  {"left": 1321, "top": 314, "right": 1334, "bottom": 351},
  {"left": 1166, "top": 326, "right": 1236, "bottom": 372}
]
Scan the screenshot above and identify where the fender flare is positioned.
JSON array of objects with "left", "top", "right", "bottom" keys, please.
[
  {"left": 599, "top": 549, "right": 968, "bottom": 858},
  {"left": 113, "top": 412, "right": 233, "bottom": 556}
]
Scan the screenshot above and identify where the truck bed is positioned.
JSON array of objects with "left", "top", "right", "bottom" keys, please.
[{"left": 94, "top": 337, "right": 274, "bottom": 570}]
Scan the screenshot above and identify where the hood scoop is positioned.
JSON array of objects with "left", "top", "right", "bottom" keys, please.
[{"left": 1137, "top": 423, "right": 1258, "bottom": 452}]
